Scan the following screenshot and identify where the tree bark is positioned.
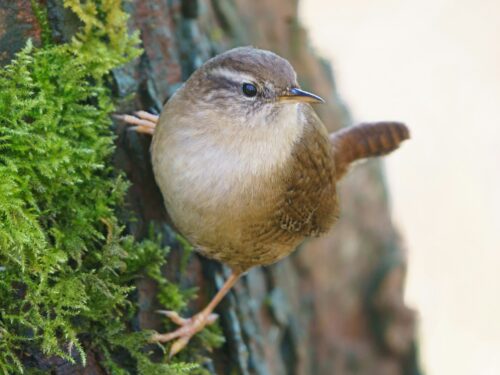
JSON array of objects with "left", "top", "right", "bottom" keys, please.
[{"left": 0, "top": 0, "right": 422, "bottom": 374}]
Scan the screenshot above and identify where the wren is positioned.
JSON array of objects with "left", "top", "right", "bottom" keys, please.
[{"left": 120, "top": 46, "right": 410, "bottom": 356}]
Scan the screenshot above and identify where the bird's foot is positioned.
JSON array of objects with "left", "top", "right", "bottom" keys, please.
[
  {"left": 151, "top": 310, "right": 219, "bottom": 357},
  {"left": 115, "top": 110, "right": 158, "bottom": 135}
]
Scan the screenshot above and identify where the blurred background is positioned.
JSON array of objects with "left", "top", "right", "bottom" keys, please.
[
  {"left": 3, "top": 0, "right": 498, "bottom": 373},
  {"left": 300, "top": 1, "right": 500, "bottom": 374}
]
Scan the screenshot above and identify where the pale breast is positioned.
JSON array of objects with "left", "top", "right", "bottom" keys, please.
[
  {"left": 237, "top": 105, "right": 339, "bottom": 269},
  {"left": 151, "top": 100, "right": 310, "bottom": 271},
  {"left": 151, "top": 95, "right": 339, "bottom": 272}
]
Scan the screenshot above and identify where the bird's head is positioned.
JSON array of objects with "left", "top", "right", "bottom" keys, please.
[{"left": 178, "top": 47, "right": 324, "bottom": 128}]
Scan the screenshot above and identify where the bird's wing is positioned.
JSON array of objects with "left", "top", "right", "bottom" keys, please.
[{"left": 277, "top": 106, "right": 339, "bottom": 237}]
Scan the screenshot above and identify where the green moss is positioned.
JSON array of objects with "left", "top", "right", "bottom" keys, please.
[{"left": 0, "top": 1, "right": 221, "bottom": 373}]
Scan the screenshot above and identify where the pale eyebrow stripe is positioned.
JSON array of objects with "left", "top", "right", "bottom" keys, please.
[{"left": 208, "top": 67, "right": 256, "bottom": 84}]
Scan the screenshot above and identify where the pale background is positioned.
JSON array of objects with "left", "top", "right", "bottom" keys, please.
[{"left": 300, "top": 1, "right": 500, "bottom": 374}]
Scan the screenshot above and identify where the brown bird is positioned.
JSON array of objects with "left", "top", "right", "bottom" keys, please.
[{"left": 120, "top": 46, "right": 409, "bottom": 356}]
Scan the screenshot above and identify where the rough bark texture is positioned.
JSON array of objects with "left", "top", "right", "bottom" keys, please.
[{"left": 1, "top": 0, "right": 422, "bottom": 374}]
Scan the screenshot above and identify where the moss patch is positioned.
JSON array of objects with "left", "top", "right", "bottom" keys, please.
[{"left": 0, "top": 1, "right": 219, "bottom": 373}]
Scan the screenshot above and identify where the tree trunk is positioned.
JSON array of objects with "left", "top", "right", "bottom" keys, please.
[{"left": 0, "top": 1, "right": 422, "bottom": 374}]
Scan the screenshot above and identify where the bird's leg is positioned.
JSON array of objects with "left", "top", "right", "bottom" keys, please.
[
  {"left": 115, "top": 110, "right": 159, "bottom": 135},
  {"left": 152, "top": 271, "right": 242, "bottom": 357}
]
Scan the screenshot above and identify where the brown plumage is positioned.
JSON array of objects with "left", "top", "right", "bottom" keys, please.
[
  {"left": 224, "top": 105, "right": 339, "bottom": 271},
  {"left": 331, "top": 121, "right": 410, "bottom": 179},
  {"left": 121, "top": 46, "right": 410, "bottom": 356}
]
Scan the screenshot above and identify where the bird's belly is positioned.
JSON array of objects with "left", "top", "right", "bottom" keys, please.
[
  {"left": 155, "top": 151, "right": 301, "bottom": 270},
  {"left": 151, "top": 106, "right": 337, "bottom": 271}
]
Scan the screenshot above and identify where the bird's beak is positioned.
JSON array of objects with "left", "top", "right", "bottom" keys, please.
[{"left": 278, "top": 87, "right": 325, "bottom": 104}]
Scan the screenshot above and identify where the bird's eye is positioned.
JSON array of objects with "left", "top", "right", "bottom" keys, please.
[{"left": 242, "top": 83, "right": 257, "bottom": 97}]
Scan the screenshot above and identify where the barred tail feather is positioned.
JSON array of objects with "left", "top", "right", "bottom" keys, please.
[{"left": 330, "top": 122, "right": 410, "bottom": 180}]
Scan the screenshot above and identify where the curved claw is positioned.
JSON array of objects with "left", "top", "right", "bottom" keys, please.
[
  {"left": 134, "top": 110, "right": 159, "bottom": 124},
  {"left": 113, "top": 111, "right": 158, "bottom": 135},
  {"left": 150, "top": 311, "right": 220, "bottom": 357},
  {"left": 150, "top": 272, "right": 241, "bottom": 357},
  {"left": 167, "top": 315, "right": 219, "bottom": 357},
  {"left": 206, "top": 313, "right": 219, "bottom": 324},
  {"left": 169, "top": 336, "right": 191, "bottom": 358}
]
